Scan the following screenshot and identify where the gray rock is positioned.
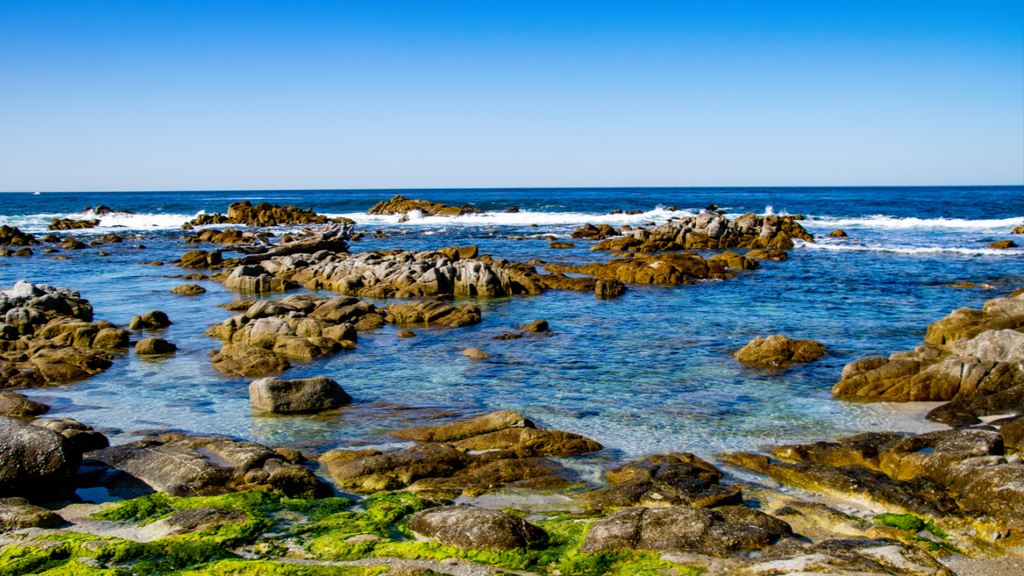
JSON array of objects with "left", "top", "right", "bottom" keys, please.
[
  {"left": 249, "top": 376, "right": 352, "bottom": 413},
  {"left": 407, "top": 505, "right": 548, "bottom": 551},
  {"left": 163, "top": 506, "right": 249, "bottom": 534},
  {"left": 949, "top": 329, "right": 1024, "bottom": 363},
  {"left": 0, "top": 415, "right": 80, "bottom": 488},
  {"left": 31, "top": 417, "right": 109, "bottom": 453},
  {"left": 580, "top": 506, "right": 790, "bottom": 556}
]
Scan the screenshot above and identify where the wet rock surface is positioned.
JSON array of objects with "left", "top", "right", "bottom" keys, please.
[
  {"left": 407, "top": 505, "right": 547, "bottom": 551},
  {"left": 249, "top": 376, "right": 352, "bottom": 413},
  {"left": 186, "top": 200, "right": 350, "bottom": 228},
  {"left": 545, "top": 251, "right": 753, "bottom": 285},
  {"left": 734, "top": 334, "right": 827, "bottom": 366},
  {"left": 591, "top": 453, "right": 743, "bottom": 509},
  {"left": 587, "top": 212, "right": 813, "bottom": 252},
  {"left": 368, "top": 195, "right": 483, "bottom": 220}
]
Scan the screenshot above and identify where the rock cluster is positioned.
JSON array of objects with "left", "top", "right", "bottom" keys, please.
[
  {"left": 186, "top": 201, "right": 349, "bottom": 228},
  {"left": 571, "top": 223, "right": 619, "bottom": 240},
  {"left": 206, "top": 295, "right": 480, "bottom": 376},
  {"left": 367, "top": 195, "right": 482, "bottom": 221},
  {"left": 0, "top": 282, "right": 127, "bottom": 385},
  {"left": 48, "top": 217, "right": 98, "bottom": 230},
  {"left": 591, "top": 453, "right": 744, "bottom": 508},
  {"left": 545, "top": 251, "right": 758, "bottom": 286},
  {"left": 84, "top": 434, "right": 332, "bottom": 498},
  {"left": 0, "top": 225, "right": 38, "bottom": 246},
  {"left": 734, "top": 335, "right": 827, "bottom": 366},
  {"left": 725, "top": 426, "right": 1024, "bottom": 536},
  {"left": 321, "top": 410, "right": 601, "bottom": 498},
  {"left": 588, "top": 212, "right": 813, "bottom": 252},
  {"left": 833, "top": 291, "right": 1024, "bottom": 424}
]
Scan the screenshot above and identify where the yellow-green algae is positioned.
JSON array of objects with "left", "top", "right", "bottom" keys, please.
[
  {"left": 873, "top": 513, "right": 960, "bottom": 554},
  {"left": 0, "top": 491, "right": 702, "bottom": 576}
]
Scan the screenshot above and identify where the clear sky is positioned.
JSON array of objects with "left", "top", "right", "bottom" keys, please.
[{"left": 1, "top": 1, "right": 1021, "bottom": 191}]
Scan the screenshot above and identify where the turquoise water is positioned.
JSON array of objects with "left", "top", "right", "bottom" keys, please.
[{"left": 2, "top": 187, "right": 1021, "bottom": 463}]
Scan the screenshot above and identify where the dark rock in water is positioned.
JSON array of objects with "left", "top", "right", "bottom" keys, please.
[
  {"left": 571, "top": 223, "right": 619, "bottom": 240},
  {"left": 745, "top": 249, "right": 789, "bottom": 261},
  {"left": 11, "top": 247, "right": 32, "bottom": 257},
  {"left": 367, "top": 195, "right": 483, "bottom": 220},
  {"left": 396, "top": 330, "right": 416, "bottom": 338},
  {"left": 0, "top": 225, "right": 39, "bottom": 246},
  {"left": 462, "top": 348, "right": 491, "bottom": 360},
  {"left": 504, "top": 205, "right": 519, "bottom": 213},
  {"left": 589, "top": 212, "right": 812, "bottom": 252},
  {"left": 0, "top": 392, "right": 49, "bottom": 418},
  {"left": 516, "top": 319, "right": 549, "bottom": 333},
  {"left": 592, "top": 453, "right": 742, "bottom": 509},
  {"left": 135, "top": 337, "right": 177, "bottom": 355},
  {"left": 186, "top": 201, "right": 351, "bottom": 228},
  {"left": 211, "top": 343, "right": 292, "bottom": 377},
  {"left": 989, "top": 240, "right": 1018, "bottom": 249},
  {"left": 249, "top": 376, "right": 352, "bottom": 413},
  {"left": 595, "top": 278, "right": 627, "bottom": 299},
  {"left": 493, "top": 332, "right": 524, "bottom": 340},
  {"left": 450, "top": 427, "right": 602, "bottom": 456},
  {"left": 0, "top": 497, "right": 65, "bottom": 528},
  {"left": 734, "top": 335, "right": 826, "bottom": 367},
  {"left": 0, "top": 415, "right": 81, "bottom": 491},
  {"left": 170, "top": 284, "right": 206, "bottom": 295},
  {"left": 163, "top": 506, "right": 249, "bottom": 534},
  {"left": 48, "top": 217, "right": 98, "bottom": 230},
  {"left": 61, "top": 238, "right": 86, "bottom": 250},
  {"left": 829, "top": 229, "right": 848, "bottom": 237},
  {"left": 129, "top": 310, "right": 171, "bottom": 330},
  {"left": 391, "top": 410, "right": 534, "bottom": 443},
  {"left": 580, "top": 506, "right": 791, "bottom": 555},
  {"left": 548, "top": 241, "right": 575, "bottom": 249},
  {"left": 407, "top": 505, "right": 547, "bottom": 551}
]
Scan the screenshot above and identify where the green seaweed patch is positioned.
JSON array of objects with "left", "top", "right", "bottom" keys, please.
[
  {"left": 291, "top": 492, "right": 424, "bottom": 540},
  {"left": 874, "top": 513, "right": 925, "bottom": 533},
  {"left": 873, "top": 513, "right": 960, "bottom": 555},
  {"left": 308, "top": 512, "right": 701, "bottom": 576},
  {"left": 176, "top": 558, "right": 387, "bottom": 575},
  {"left": 0, "top": 536, "right": 130, "bottom": 576}
]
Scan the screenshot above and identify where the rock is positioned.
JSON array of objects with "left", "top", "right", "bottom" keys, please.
[
  {"left": 407, "top": 506, "right": 547, "bottom": 551},
  {"left": 27, "top": 347, "right": 113, "bottom": 383},
  {"left": 999, "top": 416, "right": 1024, "bottom": 448},
  {"left": 0, "top": 415, "right": 81, "bottom": 490},
  {"left": 548, "top": 241, "right": 575, "bottom": 249},
  {"left": 595, "top": 278, "right": 627, "bottom": 299},
  {"left": 383, "top": 301, "right": 482, "bottom": 327},
  {"left": 129, "top": 310, "right": 171, "bottom": 330},
  {"left": 391, "top": 410, "right": 534, "bottom": 443},
  {"left": 829, "top": 229, "right": 848, "bottom": 237},
  {"left": 367, "top": 195, "right": 482, "bottom": 219},
  {"left": 162, "top": 506, "right": 250, "bottom": 534},
  {"left": 462, "top": 348, "right": 491, "bottom": 360},
  {"left": 571, "top": 223, "right": 619, "bottom": 241},
  {"left": 186, "top": 201, "right": 350, "bottom": 228},
  {"left": 451, "top": 427, "right": 603, "bottom": 456},
  {"left": 504, "top": 206, "right": 519, "bottom": 213},
  {"left": 734, "top": 335, "right": 827, "bottom": 366},
  {"left": 517, "top": 320, "right": 549, "bottom": 333},
  {"left": 989, "top": 240, "right": 1018, "bottom": 249},
  {"left": 397, "top": 330, "right": 416, "bottom": 338},
  {"left": 249, "top": 376, "right": 352, "bottom": 413},
  {"left": 211, "top": 343, "right": 291, "bottom": 376},
  {"left": 590, "top": 212, "right": 812, "bottom": 252},
  {"left": 580, "top": 506, "right": 791, "bottom": 556},
  {"left": 86, "top": 435, "right": 332, "bottom": 498},
  {"left": 48, "top": 218, "right": 98, "bottom": 230},
  {"left": 0, "top": 392, "right": 49, "bottom": 418},
  {"left": 12, "top": 248, "right": 32, "bottom": 256},
  {"left": 170, "top": 284, "right": 206, "bottom": 295},
  {"left": 0, "top": 226, "right": 39, "bottom": 246},
  {"left": 592, "top": 453, "right": 742, "bottom": 509},
  {"left": 748, "top": 537, "right": 955, "bottom": 576},
  {"left": 545, "top": 251, "right": 736, "bottom": 285},
  {"left": 60, "top": 238, "right": 86, "bottom": 250},
  {"left": 31, "top": 418, "right": 109, "bottom": 453},
  {"left": 0, "top": 497, "right": 64, "bottom": 528},
  {"left": 135, "top": 337, "right": 177, "bottom": 355},
  {"left": 1013, "top": 225, "right": 1024, "bottom": 234}
]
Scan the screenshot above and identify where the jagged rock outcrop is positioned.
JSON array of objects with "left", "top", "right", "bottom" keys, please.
[
  {"left": 590, "top": 212, "right": 812, "bottom": 252},
  {"left": 322, "top": 411, "right": 600, "bottom": 498},
  {"left": 206, "top": 295, "right": 480, "bottom": 376},
  {"left": 833, "top": 291, "right": 1024, "bottom": 424},
  {"left": 0, "top": 226, "right": 38, "bottom": 246},
  {"left": 571, "top": 223, "right": 619, "bottom": 240},
  {"left": 544, "top": 251, "right": 755, "bottom": 285},
  {"left": 367, "top": 195, "right": 482, "bottom": 221},
  {"left": 0, "top": 282, "right": 127, "bottom": 384},
  {"left": 186, "top": 201, "right": 350, "bottom": 228},
  {"left": 84, "top": 434, "right": 332, "bottom": 498},
  {"left": 724, "top": 427, "right": 1024, "bottom": 536},
  {"left": 734, "top": 335, "right": 827, "bottom": 367}
]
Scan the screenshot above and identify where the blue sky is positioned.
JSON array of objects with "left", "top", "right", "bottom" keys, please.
[{"left": 1, "top": 1, "right": 1021, "bottom": 190}]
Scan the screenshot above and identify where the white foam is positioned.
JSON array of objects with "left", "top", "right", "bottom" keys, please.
[
  {"left": 0, "top": 211, "right": 200, "bottom": 233},
  {"left": 326, "top": 206, "right": 695, "bottom": 228},
  {"left": 795, "top": 238, "right": 1020, "bottom": 256},
  {"left": 802, "top": 214, "right": 1023, "bottom": 232}
]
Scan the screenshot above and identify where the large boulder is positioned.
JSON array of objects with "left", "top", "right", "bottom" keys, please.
[
  {"left": 0, "top": 415, "right": 81, "bottom": 491},
  {"left": 734, "top": 335, "right": 826, "bottom": 366},
  {"left": 249, "top": 376, "right": 352, "bottom": 413},
  {"left": 580, "top": 506, "right": 791, "bottom": 556},
  {"left": 407, "top": 505, "right": 547, "bottom": 551},
  {"left": 129, "top": 310, "right": 171, "bottom": 330},
  {"left": 0, "top": 392, "right": 49, "bottom": 418}
]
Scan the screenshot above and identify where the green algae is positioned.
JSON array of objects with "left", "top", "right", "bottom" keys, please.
[
  {"left": 291, "top": 492, "right": 425, "bottom": 540},
  {"left": 176, "top": 558, "right": 386, "bottom": 575},
  {"left": 875, "top": 513, "right": 925, "bottom": 532},
  {"left": 873, "top": 513, "right": 961, "bottom": 555}
]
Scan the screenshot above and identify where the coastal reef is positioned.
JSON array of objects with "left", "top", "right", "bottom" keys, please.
[
  {"left": 185, "top": 201, "right": 353, "bottom": 228},
  {"left": 585, "top": 212, "right": 813, "bottom": 252},
  {"left": 367, "top": 194, "right": 483, "bottom": 220}
]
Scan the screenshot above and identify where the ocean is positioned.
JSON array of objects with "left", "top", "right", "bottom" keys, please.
[{"left": 2, "top": 186, "right": 1021, "bottom": 481}]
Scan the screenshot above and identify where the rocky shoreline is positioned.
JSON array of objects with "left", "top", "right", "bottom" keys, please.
[{"left": 0, "top": 200, "right": 1022, "bottom": 575}]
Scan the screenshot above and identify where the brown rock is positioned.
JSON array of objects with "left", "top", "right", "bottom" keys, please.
[
  {"left": 462, "top": 348, "right": 491, "bottom": 360},
  {"left": 135, "top": 337, "right": 176, "bottom": 355},
  {"left": 391, "top": 410, "right": 534, "bottom": 443},
  {"left": 407, "top": 506, "right": 547, "bottom": 551},
  {"left": 451, "top": 427, "right": 602, "bottom": 456},
  {"left": 829, "top": 229, "right": 848, "bottom": 237},
  {"left": 734, "top": 335, "right": 826, "bottom": 366},
  {"left": 989, "top": 240, "right": 1018, "bottom": 249},
  {"left": 0, "top": 392, "right": 49, "bottom": 418},
  {"left": 170, "top": 284, "right": 206, "bottom": 295}
]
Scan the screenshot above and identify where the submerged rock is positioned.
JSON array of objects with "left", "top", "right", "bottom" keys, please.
[
  {"left": 734, "top": 335, "right": 827, "bottom": 366},
  {"left": 170, "top": 284, "right": 206, "bottom": 295},
  {"left": 135, "top": 337, "right": 177, "bottom": 355},
  {"left": 407, "top": 505, "right": 547, "bottom": 551},
  {"left": 249, "top": 376, "right": 352, "bottom": 413}
]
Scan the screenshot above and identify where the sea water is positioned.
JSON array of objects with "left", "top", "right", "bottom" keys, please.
[{"left": 1, "top": 187, "right": 1020, "bottom": 466}]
